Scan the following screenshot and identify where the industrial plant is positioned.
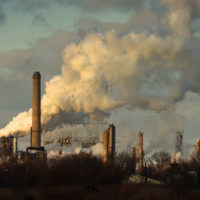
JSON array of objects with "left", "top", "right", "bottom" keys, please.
[
  {"left": 0, "top": 72, "right": 46, "bottom": 161},
  {"left": 0, "top": 71, "right": 199, "bottom": 175},
  {"left": 0, "top": 71, "right": 200, "bottom": 200}
]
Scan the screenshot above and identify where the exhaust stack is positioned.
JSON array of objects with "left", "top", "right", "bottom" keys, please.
[
  {"left": 175, "top": 132, "right": 183, "bottom": 155},
  {"left": 13, "top": 137, "right": 17, "bottom": 156},
  {"left": 104, "top": 129, "right": 109, "bottom": 163},
  {"left": 138, "top": 131, "right": 143, "bottom": 172},
  {"left": 109, "top": 124, "right": 115, "bottom": 162},
  {"left": 103, "top": 124, "right": 116, "bottom": 163},
  {"left": 131, "top": 146, "right": 137, "bottom": 170},
  {"left": 197, "top": 139, "right": 200, "bottom": 154},
  {"left": 32, "top": 72, "right": 41, "bottom": 147}
]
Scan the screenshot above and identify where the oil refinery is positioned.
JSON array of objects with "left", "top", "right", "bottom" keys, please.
[{"left": 0, "top": 71, "right": 199, "bottom": 173}]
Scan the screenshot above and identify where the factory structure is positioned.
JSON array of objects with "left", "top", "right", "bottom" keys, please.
[
  {"left": 0, "top": 71, "right": 199, "bottom": 172},
  {"left": 0, "top": 72, "right": 46, "bottom": 161},
  {"left": 26, "top": 72, "right": 46, "bottom": 159}
]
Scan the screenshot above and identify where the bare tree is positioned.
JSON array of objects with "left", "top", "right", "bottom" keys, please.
[{"left": 148, "top": 151, "right": 171, "bottom": 170}]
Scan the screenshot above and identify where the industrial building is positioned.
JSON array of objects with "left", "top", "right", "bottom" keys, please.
[
  {"left": 0, "top": 72, "right": 47, "bottom": 161},
  {"left": 0, "top": 136, "right": 13, "bottom": 157},
  {"left": 1, "top": 71, "right": 200, "bottom": 168}
]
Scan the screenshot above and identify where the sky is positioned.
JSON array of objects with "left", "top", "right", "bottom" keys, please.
[{"left": 0, "top": 0, "right": 200, "bottom": 155}]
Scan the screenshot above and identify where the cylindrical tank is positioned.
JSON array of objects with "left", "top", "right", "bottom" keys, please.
[
  {"left": 109, "top": 124, "right": 115, "bottom": 162},
  {"left": 104, "top": 129, "right": 109, "bottom": 163},
  {"left": 32, "top": 72, "right": 41, "bottom": 147},
  {"left": 138, "top": 131, "right": 143, "bottom": 172}
]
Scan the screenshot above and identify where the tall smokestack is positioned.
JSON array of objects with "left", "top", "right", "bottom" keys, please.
[
  {"left": 197, "top": 139, "right": 200, "bottom": 154},
  {"left": 108, "top": 124, "right": 115, "bottom": 162},
  {"left": 103, "top": 129, "right": 109, "bottom": 163},
  {"left": 32, "top": 72, "right": 41, "bottom": 147},
  {"left": 13, "top": 137, "right": 17, "bottom": 156},
  {"left": 138, "top": 131, "right": 143, "bottom": 173},
  {"left": 175, "top": 132, "right": 183, "bottom": 155},
  {"left": 131, "top": 146, "right": 137, "bottom": 171}
]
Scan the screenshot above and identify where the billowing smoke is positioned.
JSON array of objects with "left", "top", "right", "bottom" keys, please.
[
  {"left": 0, "top": 0, "right": 200, "bottom": 137},
  {"left": 145, "top": 106, "right": 184, "bottom": 154}
]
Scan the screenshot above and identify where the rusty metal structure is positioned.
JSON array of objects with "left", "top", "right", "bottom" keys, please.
[
  {"left": 81, "top": 136, "right": 98, "bottom": 148},
  {"left": 0, "top": 136, "right": 13, "bottom": 157},
  {"left": 138, "top": 131, "right": 143, "bottom": 173},
  {"left": 58, "top": 136, "right": 72, "bottom": 146}
]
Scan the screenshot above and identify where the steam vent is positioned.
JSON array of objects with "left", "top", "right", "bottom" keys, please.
[{"left": 32, "top": 72, "right": 41, "bottom": 147}]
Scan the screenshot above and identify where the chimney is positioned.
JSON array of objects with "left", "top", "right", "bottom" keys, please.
[
  {"left": 32, "top": 72, "right": 41, "bottom": 147},
  {"left": 175, "top": 132, "right": 183, "bottom": 155},
  {"left": 108, "top": 124, "right": 115, "bottom": 162},
  {"left": 103, "top": 124, "right": 116, "bottom": 163},
  {"left": 138, "top": 131, "right": 143, "bottom": 173},
  {"left": 13, "top": 137, "right": 17, "bottom": 156},
  {"left": 103, "top": 129, "right": 109, "bottom": 163},
  {"left": 197, "top": 139, "right": 200, "bottom": 154},
  {"left": 131, "top": 146, "right": 137, "bottom": 170}
]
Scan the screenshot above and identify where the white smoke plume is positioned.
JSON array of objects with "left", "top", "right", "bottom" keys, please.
[
  {"left": 42, "top": 123, "right": 104, "bottom": 158},
  {"left": 145, "top": 106, "right": 184, "bottom": 154},
  {"left": 46, "top": 143, "right": 103, "bottom": 159},
  {"left": 0, "top": 0, "right": 200, "bottom": 137}
]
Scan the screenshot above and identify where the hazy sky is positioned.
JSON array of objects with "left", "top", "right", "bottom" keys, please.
[{"left": 0, "top": 0, "right": 200, "bottom": 154}]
